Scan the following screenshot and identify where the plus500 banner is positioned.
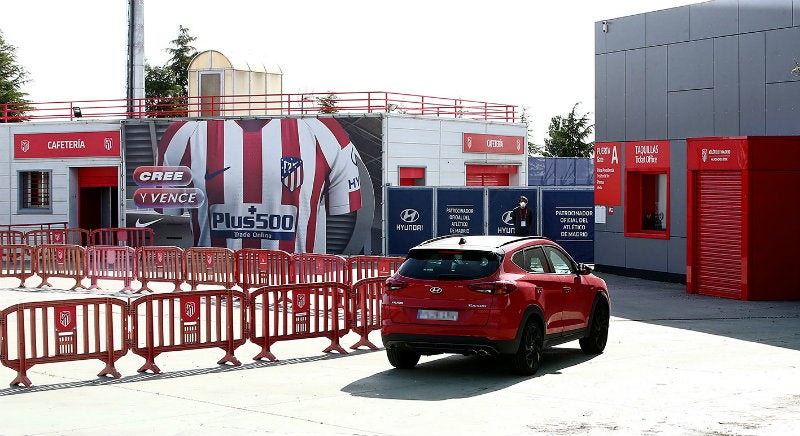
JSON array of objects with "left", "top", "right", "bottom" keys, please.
[{"left": 386, "top": 187, "right": 434, "bottom": 255}]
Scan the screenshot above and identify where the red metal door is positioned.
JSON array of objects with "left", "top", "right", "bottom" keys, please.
[{"left": 695, "top": 171, "right": 742, "bottom": 298}]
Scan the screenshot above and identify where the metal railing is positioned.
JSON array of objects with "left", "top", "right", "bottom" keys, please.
[{"left": 0, "top": 91, "right": 519, "bottom": 123}]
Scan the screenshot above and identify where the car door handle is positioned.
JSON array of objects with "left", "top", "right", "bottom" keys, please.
[{"left": 563, "top": 286, "right": 571, "bottom": 293}]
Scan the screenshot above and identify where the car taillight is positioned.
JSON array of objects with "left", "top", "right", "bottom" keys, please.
[
  {"left": 386, "top": 277, "right": 408, "bottom": 291},
  {"left": 467, "top": 280, "right": 517, "bottom": 295}
]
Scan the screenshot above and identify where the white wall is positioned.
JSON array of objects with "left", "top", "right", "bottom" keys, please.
[
  {"left": 0, "top": 121, "right": 123, "bottom": 227},
  {"left": 384, "top": 115, "right": 528, "bottom": 186}
]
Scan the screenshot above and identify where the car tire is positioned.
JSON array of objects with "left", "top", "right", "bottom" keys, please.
[
  {"left": 387, "top": 347, "right": 421, "bottom": 369},
  {"left": 580, "top": 300, "right": 609, "bottom": 354},
  {"left": 508, "top": 320, "right": 543, "bottom": 376}
]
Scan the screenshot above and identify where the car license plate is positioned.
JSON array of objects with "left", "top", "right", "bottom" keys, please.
[{"left": 417, "top": 309, "right": 458, "bottom": 321}]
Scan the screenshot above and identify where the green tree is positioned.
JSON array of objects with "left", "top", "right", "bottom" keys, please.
[
  {"left": 0, "top": 29, "right": 31, "bottom": 122},
  {"left": 316, "top": 93, "right": 339, "bottom": 114},
  {"left": 541, "top": 103, "right": 594, "bottom": 157},
  {"left": 520, "top": 106, "right": 544, "bottom": 156},
  {"left": 145, "top": 25, "right": 197, "bottom": 117}
]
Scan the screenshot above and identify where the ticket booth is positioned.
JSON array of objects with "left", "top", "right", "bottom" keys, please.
[{"left": 686, "top": 136, "right": 800, "bottom": 301}]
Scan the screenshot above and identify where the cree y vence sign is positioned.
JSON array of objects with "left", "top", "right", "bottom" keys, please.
[{"left": 14, "top": 131, "right": 121, "bottom": 158}]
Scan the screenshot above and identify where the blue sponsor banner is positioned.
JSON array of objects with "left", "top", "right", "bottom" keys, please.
[
  {"left": 436, "top": 188, "right": 485, "bottom": 236},
  {"left": 541, "top": 189, "right": 594, "bottom": 263},
  {"left": 387, "top": 187, "right": 434, "bottom": 255},
  {"left": 487, "top": 189, "right": 539, "bottom": 236}
]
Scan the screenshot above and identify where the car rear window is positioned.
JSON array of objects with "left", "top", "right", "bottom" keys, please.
[{"left": 398, "top": 249, "right": 500, "bottom": 280}]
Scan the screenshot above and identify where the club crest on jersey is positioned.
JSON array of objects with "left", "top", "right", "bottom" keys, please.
[{"left": 281, "top": 157, "right": 303, "bottom": 192}]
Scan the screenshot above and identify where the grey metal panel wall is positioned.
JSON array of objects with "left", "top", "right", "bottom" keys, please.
[
  {"left": 714, "top": 36, "right": 740, "bottom": 136},
  {"left": 739, "top": 33, "right": 767, "bottom": 135},
  {"left": 625, "top": 49, "right": 646, "bottom": 140},
  {"left": 625, "top": 237, "right": 668, "bottom": 271},
  {"left": 606, "top": 52, "right": 627, "bottom": 140},
  {"left": 645, "top": 47, "right": 668, "bottom": 139},
  {"left": 594, "top": 230, "right": 625, "bottom": 268},
  {"left": 690, "top": 0, "right": 739, "bottom": 39},
  {"left": 795, "top": 0, "right": 800, "bottom": 25},
  {"left": 668, "top": 40, "right": 714, "bottom": 92},
  {"left": 669, "top": 140, "right": 687, "bottom": 238},
  {"left": 595, "top": 22, "right": 607, "bottom": 55},
  {"left": 766, "top": 27, "right": 800, "bottom": 83},
  {"left": 667, "top": 237, "right": 687, "bottom": 274},
  {"left": 595, "top": 55, "right": 608, "bottom": 141},
  {"left": 739, "top": 0, "right": 793, "bottom": 33},
  {"left": 668, "top": 89, "right": 715, "bottom": 139},
  {"left": 646, "top": 6, "right": 690, "bottom": 46},
  {"left": 767, "top": 82, "right": 800, "bottom": 134},
  {"left": 605, "top": 14, "right": 646, "bottom": 52}
]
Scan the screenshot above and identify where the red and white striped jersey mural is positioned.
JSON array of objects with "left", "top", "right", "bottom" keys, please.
[{"left": 156, "top": 118, "right": 362, "bottom": 253}]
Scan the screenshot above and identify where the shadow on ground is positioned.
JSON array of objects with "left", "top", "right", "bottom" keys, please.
[
  {"left": 600, "top": 273, "right": 800, "bottom": 351},
  {"left": 341, "top": 347, "right": 595, "bottom": 401}
]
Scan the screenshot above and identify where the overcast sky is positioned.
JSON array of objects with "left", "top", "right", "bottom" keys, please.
[{"left": 0, "top": 0, "right": 702, "bottom": 144}]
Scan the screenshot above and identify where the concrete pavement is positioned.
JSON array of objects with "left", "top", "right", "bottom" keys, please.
[{"left": 0, "top": 273, "right": 798, "bottom": 435}]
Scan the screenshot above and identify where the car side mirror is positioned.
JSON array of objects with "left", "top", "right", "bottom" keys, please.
[{"left": 578, "top": 263, "right": 593, "bottom": 275}]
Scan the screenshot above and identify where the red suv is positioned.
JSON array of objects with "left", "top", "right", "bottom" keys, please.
[{"left": 381, "top": 235, "right": 610, "bottom": 375}]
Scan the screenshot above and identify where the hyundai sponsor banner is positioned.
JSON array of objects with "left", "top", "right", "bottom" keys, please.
[
  {"left": 541, "top": 189, "right": 594, "bottom": 263},
  {"left": 487, "top": 189, "right": 538, "bottom": 235},
  {"left": 387, "top": 187, "right": 434, "bottom": 255},
  {"left": 436, "top": 188, "right": 485, "bottom": 236},
  {"left": 122, "top": 117, "right": 382, "bottom": 255}
]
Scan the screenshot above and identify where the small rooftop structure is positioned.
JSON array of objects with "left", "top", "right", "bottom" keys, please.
[{"left": 187, "top": 50, "right": 283, "bottom": 117}]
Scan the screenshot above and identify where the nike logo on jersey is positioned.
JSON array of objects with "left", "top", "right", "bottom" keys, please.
[
  {"left": 135, "top": 218, "right": 162, "bottom": 228},
  {"left": 205, "top": 166, "right": 231, "bottom": 180}
]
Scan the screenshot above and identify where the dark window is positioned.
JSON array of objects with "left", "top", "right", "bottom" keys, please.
[
  {"left": 398, "top": 249, "right": 500, "bottom": 280},
  {"left": 511, "top": 246, "right": 550, "bottom": 273},
  {"left": 543, "top": 246, "right": 575, "bottom": 275},
  {"left": 19, "top": 171, "right": 52, "bottom": 212},
  {"left": 625, "top": 171, "right": 669, "bottom": 237}
]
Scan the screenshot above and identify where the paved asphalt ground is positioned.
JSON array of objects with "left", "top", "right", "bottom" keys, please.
[{"left": 0, "top": 273, "right": 798, "bottom": 435}]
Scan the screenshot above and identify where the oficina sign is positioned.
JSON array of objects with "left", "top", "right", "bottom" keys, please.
[{"left": 13, "top": 131, "right": 121, "bottom": 158}]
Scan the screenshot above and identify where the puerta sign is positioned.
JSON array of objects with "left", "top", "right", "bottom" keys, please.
[
  {"left": 487, "top": 189, "right": 538, "bottom": 235},
  {"left": 387, "top": 187, "right": 434, "bottom": 255},
  {"left": 541, "top": 189, "right": 594, "bottom": 263},
  {"left": 436, "top": 188, "right": 485, "bottom": 236}
]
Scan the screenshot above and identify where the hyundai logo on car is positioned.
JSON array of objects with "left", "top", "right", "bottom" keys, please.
[{"left": 430, "top": 287, "right": 443, "bottom": 294}]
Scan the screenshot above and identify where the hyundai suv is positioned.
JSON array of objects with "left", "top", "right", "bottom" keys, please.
[{"left": 381, "top": 235, "right": 610, "bottom": 375}]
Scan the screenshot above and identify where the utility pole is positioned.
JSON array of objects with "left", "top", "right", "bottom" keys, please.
[{"left": 126, "top": 0, "right": 145, "bottom": 118}]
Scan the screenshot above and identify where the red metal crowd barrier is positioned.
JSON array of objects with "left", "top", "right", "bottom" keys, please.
[
  {"left": 348, "top": 255, "right": 405, "bottom": 284},
  {"left": 0, "top": 230, "right": 25, "bottom": 245},
  {"left": 349, "top": 277, "right": 388, "bottom": 350},
  {"left": 25, "top": 228, "right": 90, "bottom": 246},
  {"left": 136, "top": 246, "right": 184, "bottom": 292},
  {"left": 249, "top": 282, "right": 350, "bottom": 361},
  {"left": 89, "top": 227, "right": 154, "bottom": 247},
  {"left": 0, "top": 298, "right": 129, "bottom": 387},
  {"left": 0, "top": 222, "right": 67, "bottom": 232},
  {"left": 184, "top": 247, "right": 236, "bottom": 290},
  {"left": 34, "top": 244, "right": 87, "bottom": 290},
  {"left": 129, "top": 289, "right": 248, "bottom": 373},
  {"left": 293, "top": 253, "right": 348, "bottom": 284},
  {"left": 235, "top": 249, "right": 292, "bottom": 291},
  {"left": 0, "top": 244, "right": 35, "bottom": 287},
  {"left": 86, "top": 246, "right": 137, "bottom": 293}
]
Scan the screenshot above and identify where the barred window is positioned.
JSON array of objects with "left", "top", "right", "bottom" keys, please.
[{"left": 19, "top": 171, "right": 52, "bottom": 212}]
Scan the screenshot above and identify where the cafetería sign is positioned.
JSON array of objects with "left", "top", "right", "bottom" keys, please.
[
  {"left": 463, "top": 133, "right": 525, "bottom": 154},
  {"left": 14, "top": 131, "right": 121, "bottom": 159}
]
